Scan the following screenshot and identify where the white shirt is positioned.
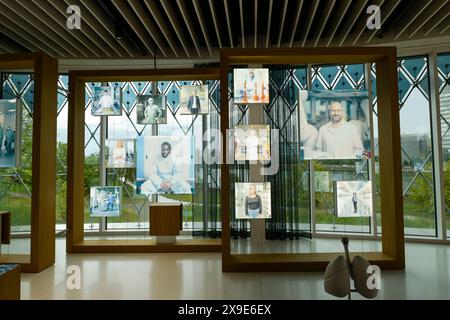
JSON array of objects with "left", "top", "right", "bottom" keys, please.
[
  {"left": 315, "top": 121, "right": 363, "bottom": 159},
  {"left": 99, "top": 95, "right": 114, "bottom": 108},
  {"left": 245, "top": 135, "right": 259, "bottom": 160},
  {"left": 144, "top": 103, "right": 161, "bottom": 122},
  {"left": 147, "top": 154, "right": 179, "bottom": 187}
]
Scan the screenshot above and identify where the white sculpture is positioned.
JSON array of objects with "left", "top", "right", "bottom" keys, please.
[{"left": 324, "top": 237, "right": 379, "bottom": 299}]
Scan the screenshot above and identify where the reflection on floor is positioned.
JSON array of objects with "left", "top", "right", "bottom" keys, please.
[
  {"left": 231, "top": 237, "right": 381, "bottom": 254},
  {"left": 16, "top": 238, "right": 450, "bottom": 300}
]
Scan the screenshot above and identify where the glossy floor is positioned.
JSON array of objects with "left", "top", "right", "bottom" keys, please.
[{"left": 19, "top": 238, "right": 450, "bottom": 300}]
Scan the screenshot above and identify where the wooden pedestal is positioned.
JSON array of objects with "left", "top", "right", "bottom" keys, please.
[
  {"left": 149, "top": 203, "right": 183, "bottom": 244},
  {"left": 0, "top": 264, "right": 21, "bottom": 300},
  {"left": 0, "top": 211, "right": 11, "bottom": 244}
]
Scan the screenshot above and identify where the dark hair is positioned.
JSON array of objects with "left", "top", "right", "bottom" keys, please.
[{"left": 161, "top": 142, "right": 171, "bottom": 149}]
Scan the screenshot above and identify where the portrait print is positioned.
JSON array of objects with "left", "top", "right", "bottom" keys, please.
[
  {"left": 91, "top": 84, "right": 122, "bottom": 116},
  {"left": 0, "top": 99, "right": 19, "bottom": 168},
  {"left": 179, "top": 85, "right": 209, "bottom": 115},
  {"left": 235, "top": 182, "right": 272, "bottom": 219},
  {"left": 298, "top": 90, "right": 371, "bottom": 160},
  {"left": 136, "top": 94, "right": 167, "bottom": 124},
  {"left": 90, "top": 186, "right": 122, "bottom": 217},
  {"left": 233, "top": 68, "right": 269, "bottom": 104},
  {"left": 234, "top": 125, "right": 271, "bottom": 161},
  {"left": 105, "top": 139, "right": 135, "bottom": 168},
  {"left": 335, "top": 181, "right": 372, "bottom": 218},
  {"left": 136, "top": 136, "right": 195, "bottom": 195}
]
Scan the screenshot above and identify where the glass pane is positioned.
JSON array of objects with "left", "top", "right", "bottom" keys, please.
[
  {"left": 437, "top": 53, "right": 450, "bottom": 238},
  {"left": 0, "top": 73, "right": 34, "bottom": 258},
  {"left": 398, "top": 56, "right": 437, "bottom": 237}
]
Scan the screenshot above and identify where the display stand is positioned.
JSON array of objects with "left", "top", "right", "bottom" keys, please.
[
  {"left": 150, "top": 203, "right": 182, "bottom": 244},
  {"left": 0, "top": 264, "right": 20, "bottom": 299},
  {"left": 220, "top": 48, "right": 405, "bottom": 272},
  {"left": 67, "top": 68, "right": 221, "bottom": 253}
]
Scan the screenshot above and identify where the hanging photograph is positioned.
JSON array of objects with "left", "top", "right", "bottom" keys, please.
[
  {"left": 335, "top": 181, "right": 372, "bottom": 218},
  {"left": 298, "top": 90, "right": 371, "bottom": 160},
  {"left": 136, "top": 136, "right": 195, "bottom": 195},
  {"left": 136, "top": 94, "right": 167, "bottom": 124},
  {"left": 235, "top": 182, "right": 272, "bottom": 219},
  {"left": 234, "top": 125, "right": 271, "bottom": 161},
  {"left": 105, "top": 139, "right": 135, "bottom": 168},
  {"left": 90, "top": 186, "right": 122, "bottom": 217},
  {"left": 233, "top": 68, "right": 269, "bottom": 104},
  {"left": 179, "top": 85, "right": 209, "bottom": 115},
  {"left": 91, "top": 84, "right": 122, "bottom": 116},
  {"left": 303, "top": 171, "right": 331, "bottom": 192},
  {"left": 0, "top": 99, "right": 20, "bottom": 168}
]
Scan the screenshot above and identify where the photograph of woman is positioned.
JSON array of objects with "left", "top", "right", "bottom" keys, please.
[
  {"left": 106, "top": 139, "right": 135, "bottom": 168},
  {"left": 245, "top": 184, "right": 262, "bottom": 218},
  {"left": 235, "top": 182, "right": 271, "bottom": 219}
]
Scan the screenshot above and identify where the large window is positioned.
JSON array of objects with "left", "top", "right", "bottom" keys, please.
[
  {"left": 311, "top": 64, "right": 373, "bottom": 235},
  {"left": 82, "top": 79, "right": 221, "bottom": 237},
  {"left": 437, "top": 52, "right": 450, "bottom": 237},
  {"left": 397, "top": 56, "right": 437, "bottom": 237}
]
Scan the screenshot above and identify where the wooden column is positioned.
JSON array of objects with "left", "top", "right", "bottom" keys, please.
[
  {"left": 30, "top": 53, "right": 58, "bottom": 272},
  {"left": 67, "top": 75, "right": 86, "bottom": 252},
  {"left": 375, "top": 50, "right": 405, "bottom": 268}
]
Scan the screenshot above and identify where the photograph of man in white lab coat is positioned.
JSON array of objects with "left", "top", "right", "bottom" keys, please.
[
  {"left": 298, "top": 90, "right": 371, "bottom": 160},
  {"left": 136, "top": 136, "right": 194, "bottom": 195},
  {"left": 91, "top": 84, "right": 122, "bottom": 116}
]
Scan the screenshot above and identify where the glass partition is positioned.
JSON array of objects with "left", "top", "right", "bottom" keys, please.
[
  {"left": 0, "top": 73, "right": 34, "bottom": 257},
  {"left": 437, "top": 52, "right": 450, "bottom": 238}
]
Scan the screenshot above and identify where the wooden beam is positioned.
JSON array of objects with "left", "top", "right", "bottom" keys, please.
[
  {"left": 239, "top": 0, "right": 245, "bottom": 48},
  {"left": 350, "top": 0, "right": 386, "bottom": 45},
  {"left": 0, "top": 0, "right": 86, "bottom": 58},
  {"left": 47, "top": 0, "right": 115, "bottom": 57},
  {"left": 408, "top": 0, "right": 449, "bottom": 38},
  {"left": 144, "top": 0, "right": 179, "bottom": 57},
  {"left": 176, "top": 0, "right": 202, "bottom": 57},
  {"left": 301, "top": 0, "right": 320, "bottom": 47},
  {"left": 277, "top": 0, "right": 289, "bottom": 48},
  {"left": 438, "top": 16, "right": 450, "bottom": 34},
  {"left": 322, "top": 0, "right": 352, "bottom": 47},
  {"left": 254, "top": 0, "right": 257, "bottom": 48},
  {"left": 366, "top": 0, "right": 403, "bottom": 44},
  {"left": 64, "top": 0, "right": 132, "bottom": 58},
  {"left": 30, "top": 0, "right": 103, "bottom": 58},
  {"left": 422, "top": 2, "right": 450, "bottom": 36},
  {"left": 0, "top": 33, "right": 27, "bottom": 53},
  {"left": 331, "top": 0, "right": 368, "bottom": 47},
  {"left": 128, "top": 0, "right": 169, "bottom": 57},
  {"left": 312, "top": 0, "right": 336, "bottom": 47},
  {"left": 223, "top": 0, "right": 234, "bottom": 48},
  {"left": 0, "top": 25, "right": 40, "bottom": 53},
  {"left": 288, "top": 0, "right": 304, "bottom": 47},
  {"left": 110, "top": 0, "right": 155, "bottom": 57},
  {"left": 0, "top": 2, "right": 69, "bottom": 57},
  {"left": 31, "top": 53, "right": 58, "bottom": 272},
  {"left": 159, "top": 0, "right": 191, "bottom": 57},
  {"left": 265, "top": 0, "right": 273, "bottom": 47},
  {"left": 193, "top": 0, "right": 213, "bottom": 57},
  {"left": 0, "top": 16, "right": 59, "bottom": 57},
  {"left": 393, "top": 0, "right": 433, "bottom": 40},
  {"left": 208, "top": 0, "right": 223, "bottom": 48}
]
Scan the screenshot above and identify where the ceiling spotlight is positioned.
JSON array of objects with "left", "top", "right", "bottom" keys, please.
[{"left": 115, "top": 25, "right": 123, "bottom": 41}]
